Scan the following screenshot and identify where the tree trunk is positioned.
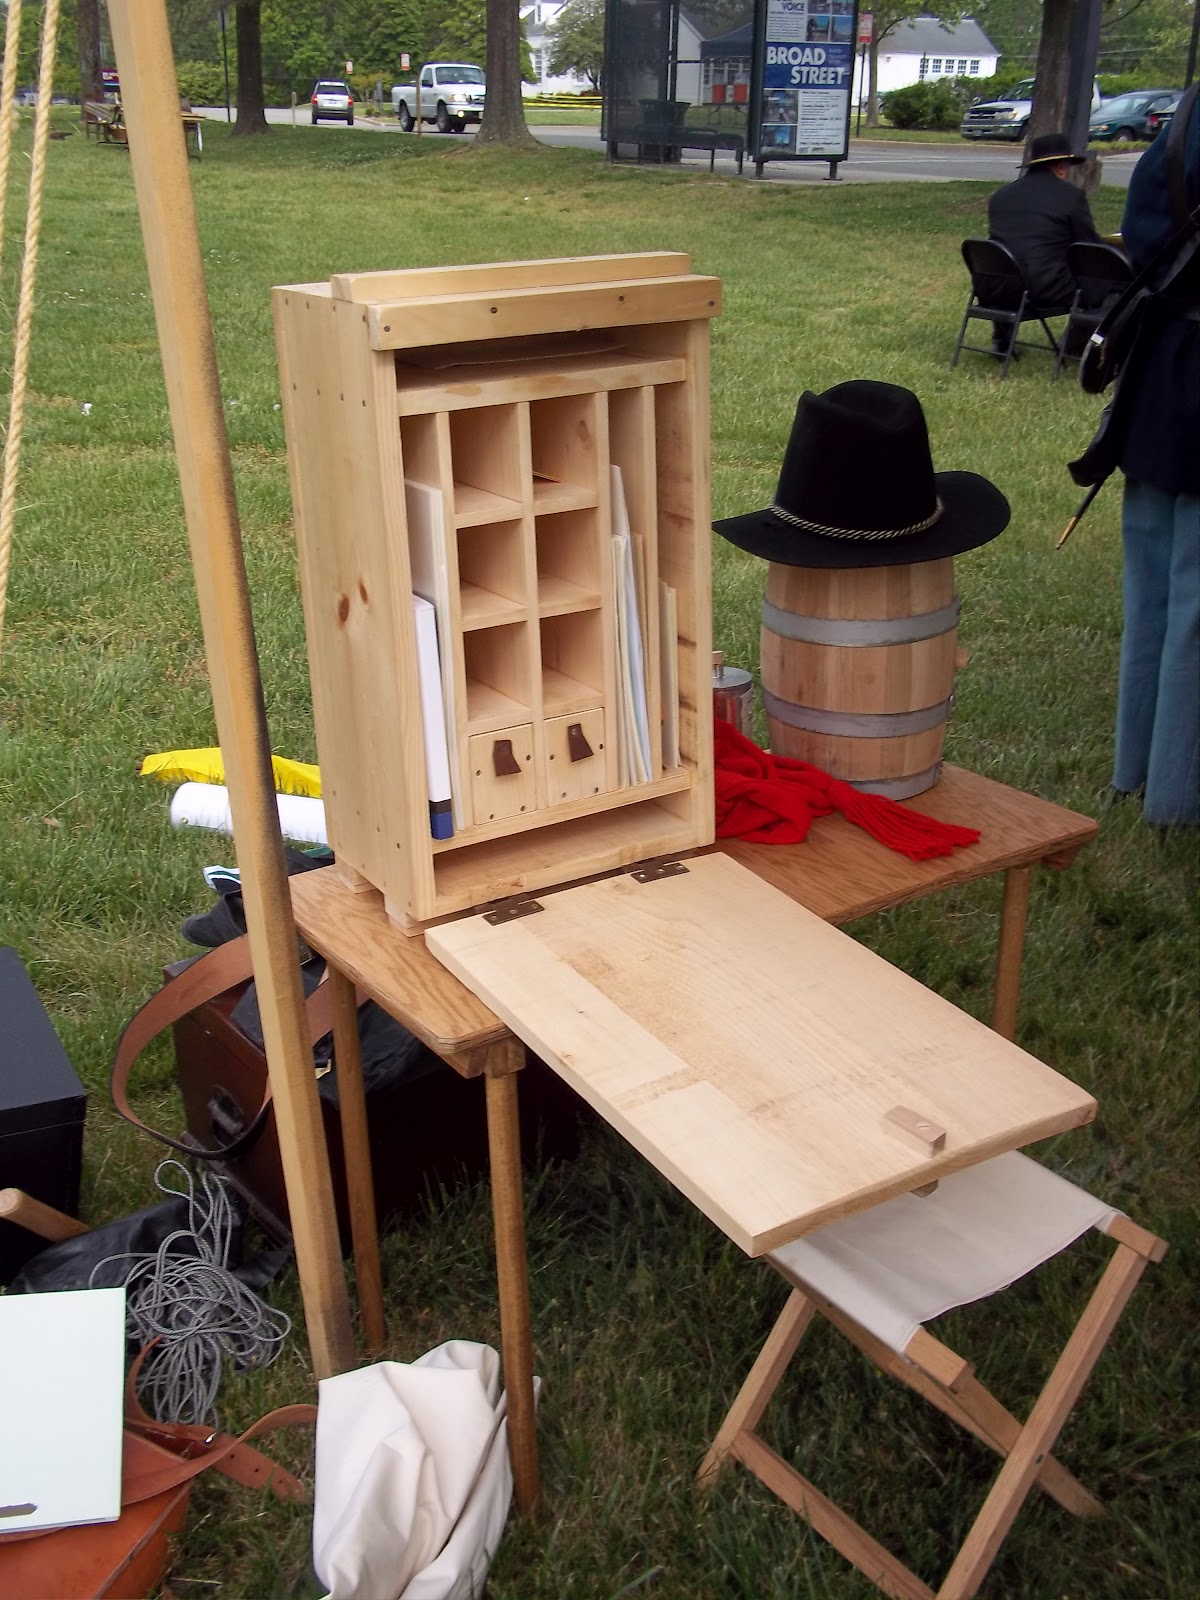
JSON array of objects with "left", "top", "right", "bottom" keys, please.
[
  {"left": 1028, "top": 0, "right": 1073, "bottom": 143},
  {"left": 76, "top": 0, "right": 104, "bottom": 108},
  {"left": 866, "top": 39, "right": 880, "bottom": 128},
  {"left": 477, "top": 0, "right": 537, "bottom": 148},
  {"left": 233, "top": 0, "right": 269, "bottom": 136}
]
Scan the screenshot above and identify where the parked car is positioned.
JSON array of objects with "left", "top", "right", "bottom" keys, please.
[
  {"left": 1089, "top": 89, "right": 1179, "bottom": 143},
  {"left": 960, "top": 76, "right": 1101, "bottom": 142},
  {"left": 1143, "top": 92, "right": 1185, "bottom": 140},
  {"left": 311, "top": 81, "right": 354, "bottom": 125}
]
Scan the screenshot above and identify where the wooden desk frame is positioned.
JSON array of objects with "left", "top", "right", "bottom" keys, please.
[{"left": 289, "top": 765, "right": 1099, "bottom": 1515}]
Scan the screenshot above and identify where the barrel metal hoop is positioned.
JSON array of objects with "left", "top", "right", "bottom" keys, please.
[
  {"left": 762, "top": 690, "right": 953, "bottom": 738},
  {"left": 845, "top": 762, "right": 945, "bottom": 800},
  {"left": 761, "top": 595, "right": 961, "bottom": 648}
]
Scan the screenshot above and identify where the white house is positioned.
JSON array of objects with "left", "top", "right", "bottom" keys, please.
[
  {"left": 520, "top": 0, "right": 594, "bottom": 96},
  {"left": 853, "top": 17, "right": 1000, "bottom": 108}
]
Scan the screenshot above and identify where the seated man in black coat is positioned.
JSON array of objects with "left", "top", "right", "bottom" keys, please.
[{"left": 987, "top": 132, "right": 1101, "bottom": 355}]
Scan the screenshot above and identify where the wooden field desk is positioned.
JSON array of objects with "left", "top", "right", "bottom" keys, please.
[{"left": 288, "top": 764, "right": 1099, "bottom": 1517}]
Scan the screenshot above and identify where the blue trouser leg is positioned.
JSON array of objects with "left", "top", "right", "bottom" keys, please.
[{"left": 1115, "top": 482, "right": 1200, "bottom": 826}]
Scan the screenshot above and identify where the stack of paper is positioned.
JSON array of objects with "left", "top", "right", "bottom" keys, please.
[
  {"left": 610, "top": 467, "right": 652, "bottom": 786},
  {"left": 406, "top": 479, "right": 464, "bottom": 833},
  {"left": 412, "top": 595, "right": 454, "bottom": 840}
]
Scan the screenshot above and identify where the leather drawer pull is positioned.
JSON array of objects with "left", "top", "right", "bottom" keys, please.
[
  {"left": 493, "top": 739, "right": 522, "bottom": 777},
  {"left": 566, "top": 722, "right": 594, "bottom": 762}
]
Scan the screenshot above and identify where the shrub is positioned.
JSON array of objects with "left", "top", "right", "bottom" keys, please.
[
  {"left": 880, "top": 79, "right": 963, "bottom": 130},
  {"left": 176, "top": 61, "right": 230, "bottom": 107}
]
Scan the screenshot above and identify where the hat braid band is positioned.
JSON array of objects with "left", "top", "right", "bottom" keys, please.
[{"left": 767, "top": 497, "right": 944, "bottom": 541}]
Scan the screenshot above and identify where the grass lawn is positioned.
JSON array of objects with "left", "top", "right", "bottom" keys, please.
[{"left": 1, "top": 119, "right": 1195, "bottom": 1600}]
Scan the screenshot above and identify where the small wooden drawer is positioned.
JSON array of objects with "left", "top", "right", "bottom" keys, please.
[
  {"left": 469, "top": 724, "right": 537, "bottom": 823},
  {"left": 545, "top": 710, "right": 607, "bottom": 804}
]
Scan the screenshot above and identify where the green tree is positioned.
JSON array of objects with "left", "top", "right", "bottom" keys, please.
[
  {"left": 233, "top": 0, "right": 269, "bottom": 133},
  {"left": 77, "top": 0, "right": 103, "bottom": 103},
  {"left": 1027, "top": 0, "right": 1074, "bottom": 140},
  {"left": 432, "top": 0, "right": 533, "bottom": 79},
  {"left": 969, "top": 0, "right": 1042, "bottom": 68},
  {"left": 168, "top": 0, "right": 224, "bottom": 60},
  {"left": 477, "top": 0, "right": 536, "bottom": 144},
  {"left": 548, "top": 0, "right": 605, "bottom": 90},
  {"left": 1099, "top": 0, "right": 1195, "bottom": 80}
]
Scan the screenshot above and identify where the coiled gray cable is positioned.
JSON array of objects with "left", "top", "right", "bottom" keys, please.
[{"left": 89, "top": 1159, "right": 292, "bottom": 1427}]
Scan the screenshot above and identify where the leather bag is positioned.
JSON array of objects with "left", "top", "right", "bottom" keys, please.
[{"left": 0, "top": 1352, "right": 314, "bottom": 1598}]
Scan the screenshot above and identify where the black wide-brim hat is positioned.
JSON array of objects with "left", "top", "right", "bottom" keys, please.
[
  {"left": 1025, "top": 133, "right": 1086, "bottom": 167},
  {"left": 714, "top": 380, "right": 1010, "bottom": 568}
]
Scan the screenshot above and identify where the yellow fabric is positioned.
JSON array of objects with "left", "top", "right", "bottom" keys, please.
[{"left": 140, "top": 748, "right": 322, "bottom": 798}]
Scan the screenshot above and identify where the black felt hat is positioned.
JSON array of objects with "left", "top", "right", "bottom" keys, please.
[
  {"left": 714, "top": 381, "right": 1010, "bottom": 569},
  {"left": 1024, "top": 132, "right": 1086, "bottom": 168}
]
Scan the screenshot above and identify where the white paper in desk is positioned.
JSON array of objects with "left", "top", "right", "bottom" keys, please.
[{"left": 0, "top": 1286, "right": 126, "bottom": 1532}]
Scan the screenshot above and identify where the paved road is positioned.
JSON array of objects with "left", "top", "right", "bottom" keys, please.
[{"left": 195, "top": 107, "right": 1141, "bottom": 190}]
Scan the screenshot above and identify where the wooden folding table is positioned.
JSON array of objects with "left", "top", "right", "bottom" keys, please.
[{"left": 288, "top": 765, "right": 1099, "bottom": 1515}]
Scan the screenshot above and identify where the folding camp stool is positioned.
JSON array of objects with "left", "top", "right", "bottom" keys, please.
[{"left": 699, "top": 1152, "right": 1166, "bottom": 1600}]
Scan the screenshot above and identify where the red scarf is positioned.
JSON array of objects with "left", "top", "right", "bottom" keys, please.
[{"left": 713, "top": 716, "right": 981, "bottom": 861}]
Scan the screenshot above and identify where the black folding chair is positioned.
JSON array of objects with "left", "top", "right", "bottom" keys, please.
[
  {"left": 1053, "top": 240, "right": 1134, "bottom": 380},
  {"left": 952, "top": 238, "right": 1061, "bottom": 379}
]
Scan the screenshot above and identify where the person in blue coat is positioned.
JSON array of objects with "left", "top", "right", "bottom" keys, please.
[{"left": 1110, "top": 90, "right": 1199, "bottom": 827}]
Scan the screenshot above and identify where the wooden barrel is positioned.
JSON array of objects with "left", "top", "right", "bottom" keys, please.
[{"left": 760, "top": 558, "right": 959, "bottom": 799}]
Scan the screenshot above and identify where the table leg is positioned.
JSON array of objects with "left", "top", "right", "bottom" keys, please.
[
  {"left": 328, "top": 964, "right": 386, "bottom": 1354},
  {"left": 484, "top": 1044, "right": 540, "bottom": 1515},
  {"left": 992, "top": 865, "right": 1032, "bottom": 1041}
]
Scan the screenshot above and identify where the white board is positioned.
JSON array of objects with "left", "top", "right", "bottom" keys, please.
[{"left": 0, "top": 1287, "right": 127, "bottom": 1532}]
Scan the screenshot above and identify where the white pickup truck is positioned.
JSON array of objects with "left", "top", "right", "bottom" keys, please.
[
  {"left": 960, "top": 77, "right": 1102, "bottom": 142},
  {"left": 392, "top": 63, "right": 486, "bottom": 133}
]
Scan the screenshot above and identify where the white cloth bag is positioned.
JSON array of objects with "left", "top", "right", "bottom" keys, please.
[{"left": 313, "top": 1341, "right": 522, "bottom": 1600}]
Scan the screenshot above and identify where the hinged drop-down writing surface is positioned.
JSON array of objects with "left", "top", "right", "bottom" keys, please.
[{"left": 426, "top": 854, "right": 1096, "bottom": 1255}]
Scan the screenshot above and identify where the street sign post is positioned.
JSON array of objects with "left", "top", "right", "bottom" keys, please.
[{"left": 855, "top": 13, "right": 872, "bottom": 136}]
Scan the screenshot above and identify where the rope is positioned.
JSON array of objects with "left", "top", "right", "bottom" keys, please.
[
  {"left": 89, "top": 1160, "right": 293, "bottom": 1429},
  {"left": 0, "top": 0, "right": 61, "bottom": 655},
  {"left": 0, "top": 0, "right": 24, "bottom": 258}
]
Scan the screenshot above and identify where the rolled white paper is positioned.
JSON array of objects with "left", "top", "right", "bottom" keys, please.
[{"left": 169, "top": 782, "right": 328, "bottom": 846}]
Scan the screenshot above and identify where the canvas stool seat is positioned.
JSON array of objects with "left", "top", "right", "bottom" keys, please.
[{"left": 699, "top": 1151, "right": 1165, "bottom": 1600}]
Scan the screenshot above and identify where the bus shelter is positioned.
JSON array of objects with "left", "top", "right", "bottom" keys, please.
[{"left": 603, "top": 0, "right": 856, "bottom": 177}]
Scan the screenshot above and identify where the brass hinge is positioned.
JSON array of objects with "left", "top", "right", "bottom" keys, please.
[
  {"left": 483, "top": 896, "right": 545, "bottom": 926},
  {"left": 629, "top": 858, "right": 689, "bottom": 884}
]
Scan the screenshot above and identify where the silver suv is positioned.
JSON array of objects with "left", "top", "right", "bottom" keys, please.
[{"left": 311, "top": 81, "right": 354, "bottom": 125}]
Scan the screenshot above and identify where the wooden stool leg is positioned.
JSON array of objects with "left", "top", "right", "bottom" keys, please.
[
  {"left": 328, "top": 965, "right": 385, "bottom": 1355},
  {"left": 936, "top": 1243, "right": 1151, "bottom": 1600},
  {"left": 698, "top": 1289, "right": 815, "bottom": 1485},
  {"left": 484, "top": 1044, "right": 540, "bottom": 1515},
  {"left": 815, "top": 1299, "right": 1101, "bottom": 1520},
  {"left": 991, "top": 865, "right": 1032, "bottom": 1040}
]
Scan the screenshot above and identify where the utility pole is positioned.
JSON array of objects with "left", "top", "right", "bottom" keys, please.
[{"left": 1064, "top": 0, "right": 1102, "bottom": 154}]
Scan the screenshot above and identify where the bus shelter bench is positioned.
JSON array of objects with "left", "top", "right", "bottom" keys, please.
[{"left": 633, "top": 126, "right": 745, "bottom": 174}]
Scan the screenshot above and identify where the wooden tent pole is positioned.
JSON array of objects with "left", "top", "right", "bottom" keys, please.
[{"left": 106, "top": 1, "right": 354, "bottom": 1378}]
